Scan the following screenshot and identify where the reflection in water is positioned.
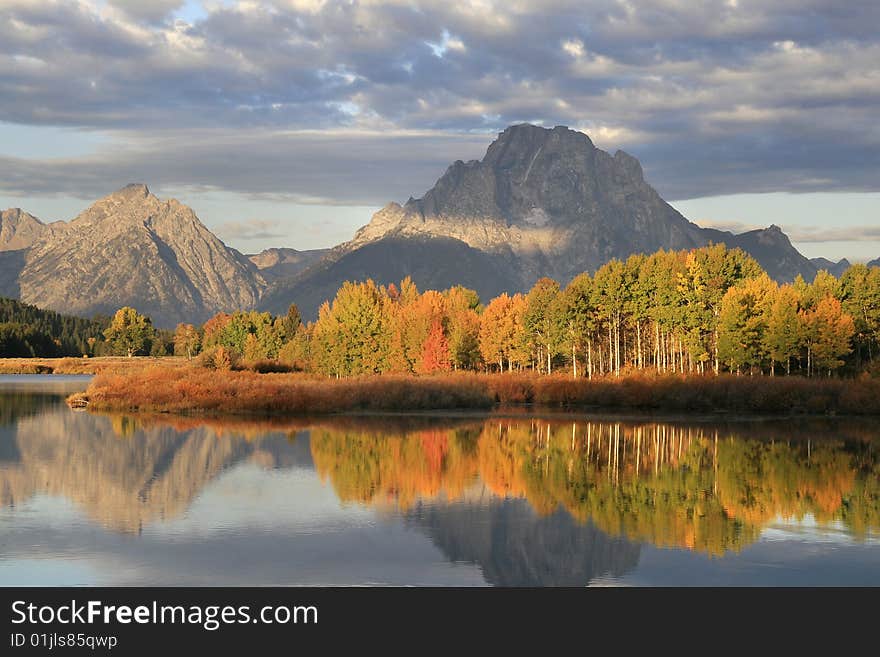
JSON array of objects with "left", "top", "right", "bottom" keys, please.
[
  {"left": 0, "top": 379, "right": 879, "bottom": 585},
  {"left": 309, "top": 419, "right": 880, "bottom": 555},
  {"left": 408, "top": 499, "right": 641, "bottom": 586}
]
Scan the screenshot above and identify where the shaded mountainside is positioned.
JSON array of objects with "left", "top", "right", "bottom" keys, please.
[
  {"left": 260, "top": 234, "right": 513, "bottom": 316},
  {"left": 1, "top": 185, "right": 266, "bottom": 327},
  {"left": 264, "top": 124, "right": 819, "bottom": 319},
  {"left": 705, "top": 224, "right": 817, "bottom": 283},
  {"left": 810, "top": 257, "right": 852, "bottom": 278},
  {"left": 869, "top": 257, "right": 880, "bottom": 269},
  {"left": 247, "top": 247, "right": 328, "bottom": 283}
]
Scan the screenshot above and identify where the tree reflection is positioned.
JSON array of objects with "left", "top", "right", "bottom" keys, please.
[{"left": 310, "top": 418, "right": 880, "bottom": 555}]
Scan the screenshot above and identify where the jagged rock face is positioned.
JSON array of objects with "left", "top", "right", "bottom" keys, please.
[
  {"left": 265, "top": 123, "right": 817, "bottom": 319},
  {"left": 0, "top": 208, "right": 47, "bottom": 251},
  {"left": 352, "top": 124, "right": 705, "bottom": 286},
  {"left": 13, "top": 184, "right": 265, "bottom": 327},
  {"left": 248, "top": 247, "right": 328, "bottom": 283}
]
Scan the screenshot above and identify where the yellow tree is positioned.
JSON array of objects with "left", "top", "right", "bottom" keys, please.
[
  {"left": 103, "top": 307, "right": 155, "bottom": 357},
  {"left": 764, "top": 285, "right": 803, "bottom": 375},
  {"left": 801, "top": 295, "right": 855, "bottom": 376},
  {"left": 717, "top": 275, "right": 776, "bottom": 374},
  {"left": 444, "top": 286, "right": 482, "bottom": 370},
  {"left": 173, "top": 323, "right": 201, "bottom": 360},
  {"left": 479, "top": 293, "right": 526, "bottom": 371},
  {"left": 311, "top": 280, "right": 393, "bottom": 376}
]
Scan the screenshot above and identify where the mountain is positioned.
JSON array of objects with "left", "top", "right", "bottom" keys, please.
[
  {"left": 247, "top": 247, "right": 329, "bottom": 282},
  {"left": 706, "top": 224, "right": 816, "bottom": 283},
  {"left": 1, "top": 184, "right": 266, "bottom": 327},
  {"left": 263, "top": 123, "right": 818, "bottom": 318},
  {"left": 869, "top": 258, "right": 880, "bottom": 269},
  {"left": 0, "top": 208, "right": 48, "bottom": 251},
  {"left": 810, "top": 257, "right": 851, "bottom": 278}
]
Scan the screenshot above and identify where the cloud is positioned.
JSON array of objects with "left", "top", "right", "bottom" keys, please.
[
  {"left": 693, "top": 219, "right": 762, "bottom": 234},
  {"left": 694, "top": 219, "right": 880, "bottom": 243},
  {"left": 215, "top": 218, "right": 288, "bottom": 241},
  {"left": 785, "top": 225, "right": 880, "bottom": 243},
  {"left": 0, "top": 128, "right": 490, "bottom": 206},
  {"left": 107, "top": 0, "right": 185, "bottom": 24},
  {"left": 1, "top": 0, "right": 880, "bottom": 201}
]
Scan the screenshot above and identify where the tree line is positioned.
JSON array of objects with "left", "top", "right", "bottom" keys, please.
[
  {"left": 0, "top": 297, "right": 110, "bottom": 357},
  {"left": 100, "top": 244, "right": 880, "bottom": 377}
]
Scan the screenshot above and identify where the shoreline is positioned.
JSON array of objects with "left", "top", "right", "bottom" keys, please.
[{"left": 67, "top": 366, "right": 880, "bottom": 418}]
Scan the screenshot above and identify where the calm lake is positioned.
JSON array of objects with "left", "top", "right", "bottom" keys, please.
[{"left": 1, "top": 375, "right": 878, "bottom": 586}]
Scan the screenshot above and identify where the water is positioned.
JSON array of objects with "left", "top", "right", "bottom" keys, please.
[{"left": 1, "top": 376, "right": 878, "bottom": 586}]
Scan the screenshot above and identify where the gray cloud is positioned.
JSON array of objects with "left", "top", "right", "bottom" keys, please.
[
  {"left": 786, "top": 225, "right": 880, "bottom": 243},
  {"left": 0, "top": 129, "right": 489, "bottom": 205},
  {"left": 1, "top": 0, "right": 880, "bottom": 201},
  {"left": 215, "top": 218, "right": 293, "bottom": 241},
  {"left": 696, "top": 220, "right": 880, "bottom": 243},
  {"left": 107, "top": 0, "right": 184, "bottom": 24}
]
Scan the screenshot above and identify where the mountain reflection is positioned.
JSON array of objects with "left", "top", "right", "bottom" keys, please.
[
  {"left": 1, "top": 393, "right": 878, "bottom": 556},
  {"left": 407, "top": 498, "right": 641, "bottom": 586}
]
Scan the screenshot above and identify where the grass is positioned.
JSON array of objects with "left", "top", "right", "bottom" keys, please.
[
  {"left": 0, "top": 356, "right": 190, "bottom": 375},
  {"left": 70, "top": 367, "right": 880, "bottom": 417}
]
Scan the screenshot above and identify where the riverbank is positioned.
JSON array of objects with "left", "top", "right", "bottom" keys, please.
[
  {"left": 0, "top": 356, "right": 188, "bottom": 375},
  {"left": 70, "top": 367, "right": 880, "bottom": 416}
]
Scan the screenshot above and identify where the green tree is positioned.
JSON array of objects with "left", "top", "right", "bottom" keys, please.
[
  {"left": 764, "top": 285, "right": 802, "bottom": 374},
  {"left": 717, "top": 275, "right": 775, "bottom": 373},
  {"left": 678, "top": 245, "right": 763, "bottom": 374},
  {"left": 838, "top": 264, "right": 880, "bottom": 364},
  {"left": 311, "top": 280, "right": 393, "bottom": 376},
  {"left": 103, "top": 307, "right": 155, "bottom": 357},
  {"left": 561, "top": 273, "right": 597, "bottom": 378},
  {"left": 524, "top": 278, "right": 565, "bottom": 373}
]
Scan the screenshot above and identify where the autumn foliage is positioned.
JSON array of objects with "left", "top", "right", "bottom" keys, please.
[{"left": 77, "top": 367, "right": 880, "bottom": 416}]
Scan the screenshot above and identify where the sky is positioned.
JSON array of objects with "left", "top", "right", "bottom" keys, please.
[{"left": 0, "top": 0, "right": 878, "bottom": 261}]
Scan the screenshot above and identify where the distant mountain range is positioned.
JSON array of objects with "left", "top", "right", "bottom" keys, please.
[
  {"left": 1, "top": 124, "right": 875, "bottom": 325},
  {"left": 810, "top": 257, "right": 852, "bottom": 278}
]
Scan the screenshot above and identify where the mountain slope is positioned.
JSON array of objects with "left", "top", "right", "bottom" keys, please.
[
  {"left": 0, "top": 209, "right": 47, "bottom": 251},
  {"left": 10, "top": 185, "right": 265, "bottom": 327},
  {"left": 810, "top": 257, "right": 851, "bottom": 278},
  {"left": 264, "top": 124, "right": 818, "bottom": 319},
  {"left": 701, "top": 224, "right": 817, "bottom": 282},
  {"left": 248, "top": 247, "right": 329, "bottom": 283},
  {"left": 260, "top": 234, "right": 512, "bottom": 315}
]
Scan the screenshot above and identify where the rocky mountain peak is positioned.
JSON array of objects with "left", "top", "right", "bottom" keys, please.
[
  {"left": 112, "top": 183, "right": 151, "bottom": 200},
  {"left": 613, "top": 150, "right": 644, "bottom": 182},
  {"left": 12, "top": 186, "right": 266, "bottom": 326},
  {"left": 267, "top": 123, "right": 822, "bottom": 319},
  {"left": 0, "top": 208, "right": 48, "bottom": 251}
]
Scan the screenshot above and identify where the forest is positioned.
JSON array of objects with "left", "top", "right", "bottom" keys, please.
[
  {"left": 159, "top": 244, "right": 880, "bottom": 379},
  {"left": 0, "top": 297, "right": 110, "bottom": 357}
]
